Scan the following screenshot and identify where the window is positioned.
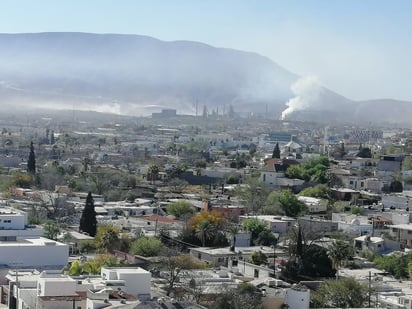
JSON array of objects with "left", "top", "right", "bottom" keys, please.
[{"left": 350, "top": 181, "right": 353, "bottom": 185}]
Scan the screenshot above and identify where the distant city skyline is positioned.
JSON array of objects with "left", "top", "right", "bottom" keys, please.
[{"left": 1, "top": 0, "right": 411, "bottom": 101}]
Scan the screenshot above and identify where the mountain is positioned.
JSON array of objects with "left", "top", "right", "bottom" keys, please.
[
  {"left": 0, "top": 32, "right": 297, "bottom": 116},
  {"left": 0, "top": 32, "right": 411, "bottom": 123}
]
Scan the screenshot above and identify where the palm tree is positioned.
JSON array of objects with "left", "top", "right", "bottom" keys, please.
[
  {"left": 195, "top": 220, "right": 214, "bottom": 247},
  {"left": 328, "top": 239, "right": 353, "bottom": 276},
  {"left": 226, "top": 223, "right": 240, "bottom": 251},
  {"left": 101, "top": 230, "right": 119, "bottom": 253},
  {"left": 148, "top": 164, "right": 160, "bottom": 184}
]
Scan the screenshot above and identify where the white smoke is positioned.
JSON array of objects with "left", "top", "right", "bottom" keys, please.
[{"left": 281, "top": 75, "right": 323, "bottom": 120}]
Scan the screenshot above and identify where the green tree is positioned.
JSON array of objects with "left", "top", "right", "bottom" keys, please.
[
  {"left": 374, "top": 253, "right": 411, "bottom": 279},
  {"left": 389, "top": 180, "right": 403, "bottom": 192},
  {"left": 79, "top": 192, "right": 97, "bottom": 237},
  {"left": 261, "top": 191, "right": 283, "bottom": 215},
  {"left": 148, "top": 164, "right": 160, "bottom": 184},
  {"left": 130, "top": 236, "right": 164, "bottom": 257},
  {"left": 68, "top": 260, "right": 82, "bottom": 276},
  {"left": 299, "top": 184, "right": 331, "bottom": 199},
  {"left": 272, "top": 143, "right": 280, "bottom": 159},
  {"left": 195, "top": 220, "right": 214, "bottom": 247},
  {"left": 242, "top": 218, "right": 270, "bottom": 246},
  {"left": 328, "top": 240, "right": 353, "bottom": 274},
  {"left": 285, "top": 157, "right": 329, "bottom": 183},
  {"left": 27, "top": 141, "right": 36, "bottom": 174},
  {"left": 312, "top": 277, "right": 369, "bottom": 308},
  {"left": 357, "top": 147, "right": 372, "bottom": 158},
  {"left": 256, "top": 229, "right": 278, "bottom": 246},
  {"left": 95, "top": 225, "right": 120, "bottom": 253},
  {"left": 167, "top": 200, "right": 195, "bottom": 218},
  {"left": 402, "top": 156, "right": 412, "bottom": 171},
  {"left": 43, "top": 221, "right": 61, "bottom": 240},
  {"left": 249, "top": 251, "right": 268, "bottom": 265},
  {"left": 9, "top": 172, "right": 32, "bottom": 188},
  {"left": 278, "top": 190, "right": 307, "bottom": 218}
]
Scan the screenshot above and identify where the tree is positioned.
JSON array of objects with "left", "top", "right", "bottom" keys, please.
[
  {"left": 9, "top": 172, "right": 32, "bottom": 188},
  {"left": 147, "top": 164, "right": 160, "bottom": 184},
  {"left": 236, "top": 176, "right": 269, "bottom": 214},
  {"left": 390, "top": 180, "right": 403, "bottom": 192},
  {"left": 27, "top": 141, "right": 36, "bottom": 174},
  {"left": 312, "top": 277, "right": 369, "bottom": 308},
  {"left": 285, "top": 156, "right": 330, "bottom": 183},
  {"left": 159, "top": 251, "right": 207, "bottom": 296},
  {"left": 255, "top": 229, "right": 278, "bottom": 246},
  {"left": 94, "top": 225, "right": 120, "bottom": 253},
  {"left": 195, "top": 220, "right": 214, "bottom": 247},
  {"left": 402, "top": 155, "right": 412, "bottom": 171},
  {"left": 242, "top": 218, "right": 270, "bottom": 246},
  {"left": 43, "top": 221, "right": 61, "bottom": 240},
  {"left": 184, "top": 210, "right": 228, "bottom": 247},
  {"left": 278, "top": 190, "right": 307, "bottom": 218},
  {"left": 167, "top": 200, "right": 195, "bottom": 218},
  {"left": 213, "top": 283, "right": 264, "bottom": 309},
  {"left": 299, "top": 184, "right": 331, "bottom": 199},
  {"left": 272, "top": 143, "right": 281, "bottom": 159},
  {"left": 68, "top": 254, "right": 117, "bottom": 276},
  {"left": 373, "top": 253, "right": 411, "bottom": 279},
  {"left": 357, "top": 147, "right": 372, "bottom": 158},
  {"left": 130, "top": 236, "right": 164, "bottom": 257},
  {"left": 249, "top": 251, "right": 268, "bottom": 265},
  {"left": 327, "top": 240, "right": 353, "bottom": 274},
  {"left": 79, "top": 192, "right": 97, "bottom": 237}
]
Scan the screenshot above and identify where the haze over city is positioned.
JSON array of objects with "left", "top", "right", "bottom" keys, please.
[
  {"left": 1, "top": 0, "right": 412, "bottom": 102},
  {"left": 2, "top": 2, "right": 412, "bottom": 309}
]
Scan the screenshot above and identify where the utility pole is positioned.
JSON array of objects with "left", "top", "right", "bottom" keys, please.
[{"left": 368, "top": 271, "right": 372, "bottom": 308}]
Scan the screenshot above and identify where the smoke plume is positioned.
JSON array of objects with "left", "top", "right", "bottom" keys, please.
[{"left": 281, "top": 75, "right": 323, "bottom": 120}]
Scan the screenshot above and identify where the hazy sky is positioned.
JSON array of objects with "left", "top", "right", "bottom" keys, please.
[{"left": 1, "top": 0, "right": 411, "bottom": 101}]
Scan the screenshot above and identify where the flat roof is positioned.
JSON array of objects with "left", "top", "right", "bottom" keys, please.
[
  {"left": 389, "top": 224, "right": 412, "bottom": 231},
  {"left": 0, "top": 237, "right": 66, "bottom": 247},
  {"left": 102, "top": 267, "right": 150, "bottom": 274}
]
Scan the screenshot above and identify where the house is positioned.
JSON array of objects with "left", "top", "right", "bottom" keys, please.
[
  {"left": 100, "top": 267, "right": 151, "bottom": 299},
  {"left": 376, "top": 155, "right": 403, "bottom": 180},
  {"left": 332, "top": 213, "right": 373, "bottom": 235},
  {"left": 298, "top": 216, "right": 338, "bottom": 236},
  {"left": 3, "top": 267, "right": 150, "bottom": 309},
  {"left": 190, "top": 246, "right": 275, "bottom": 267},
  {"left": 388, "top": 224, "right": 412, "bottom": 248},
  {"left": 298, "top": 196, "right": 327, "bottom": 213},
  {"left": 0, "top": 206, "right": 44, "bottom": 240},
  {"left": 0, "top": 237, "right": 69, "bottom": 271},
  {"left": 240, "top": 215, "right": 296, "bottom": 235},
  {"left": 260, "top": 158, "right": 301, "bottom": 188}
]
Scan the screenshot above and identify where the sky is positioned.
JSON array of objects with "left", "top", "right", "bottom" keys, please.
[{"left": 1, "top": 0, "right": 411, "bottom": 101}]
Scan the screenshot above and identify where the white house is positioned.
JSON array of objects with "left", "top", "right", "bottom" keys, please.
[
  {"left": 0, "top": 206, "right": 44, "bottom": 240},
  {"left": 0, "top": 237, "right": 68, "bottom": 270},
  {"left": 100, "top": 267, "right": 151, "bottom": 299}
]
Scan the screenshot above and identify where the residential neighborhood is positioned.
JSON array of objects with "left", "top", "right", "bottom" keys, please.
[{"left": 0, "top": 111, "right": 412, "bottom": 308}]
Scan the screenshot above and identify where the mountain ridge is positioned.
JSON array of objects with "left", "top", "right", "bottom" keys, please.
[{"left": 0, "top": 32, "right": 411, "bottom": 123}]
